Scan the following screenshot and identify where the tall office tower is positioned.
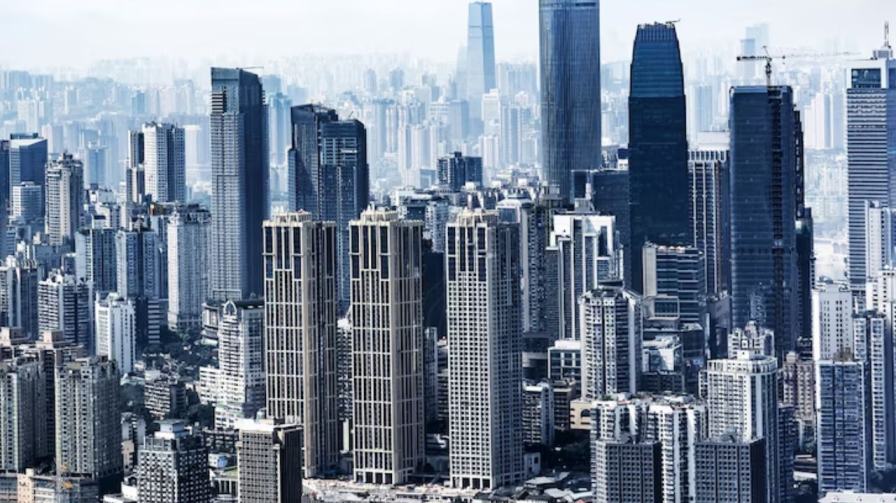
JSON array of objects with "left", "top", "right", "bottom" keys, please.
[
  {"left": 94, "top": 293, "right": 136, "bottom": 375},
  {"left": 209, "top": 67, "right": 269, "bottom": 301},
  {"left": 638, "top": 396, "right": 707, "bottom": 503},
  {"left": 847, "top": 41, "right": 896, "bottom": 293},
  {"left": 116, "top": 225, "right": 163, "bottom": 347},
  {"left": 574, "top": 166, "right": 632, "bottom": 286},
  {"left": 816, "top": 356, "right": 872, "bottom": 497},
  {"left": 236, "top": 419, "right": 303, "bottom": 503},
  {"left": 84, "top": 143, "right": 107, "bottom": 188},
  {"left": 465, "top": 2, "right": 496, "bottom": 120},
  {"left": 447, "top": 209, "right": 522, "bottom": 489},
  {"left": 0, "top": 256, "right": 39, "bottom": 339},
  {"left": 539, "top": 0, "right": 601, "bottom": 200},
  {"left": 628, "top": 22, "right": 690, "bottom": 295},
  {"left": 263, "top": 213, "right": 339, "bottom": 477},
  {"left": 550, "top": 212, "right": 621, "bottom": 340},
  {"left": 136, "top": 420, "right": 210, "bottom": 503},
  {"left": 811, "top": 282, "right": 854, "bottom": 361},
  {"left": 44, "top": 153, "right": 83, "bottom": 248},
  {"left": 75, "top": 227, "right": 117, "bottom": 295},
  {"left": 11, "top": 181, "right": 43, "bottom": 222},
  {"left": 496, "top": 194, "right": 554, "bottom": 334},
  {"left": 688, "top": 148, "right": 729, "bottom": 295},
  {"left": 437, "top": 152, "right": 484, "bottom": 191},
  {"left": 287, "top": 105, "right": 368, "bottom": 310},
  {"left": 694, "top": 436, "right": 766, "bottom": 503},
  {"left": 0, "top": 358, "right": 47, "bottom": 471},
  {"left": 38, "top": 271, "right": 91, "bottom": 350},
  {"left": 856, "top": 311, "right": 896, "bottom": 469},
  {"left": 166, "top": 206, "right": 210, "bottom": 332},
  {"left": 55, "top": 357, "right": 121, "bottom": 487},
  {"left": 705, "top": 351, "right": 780, "bottom": 503},
  {"left": 579, "top": 286, "right": 641, "bottom": 399},
  {"left": 591, "top": 434, "right": 662, "bottom": 503},
  {"left": 7, "top": 135, "right": 47, "bottom": 190},
  {"left": 793, "top": 111, "right": 815, "bottom": 351},
  {"left": 642, "top": 243, "right": 706, "bottom": 324},
  {"left": 268, "top": 92, "right": 293, "bottom": 167},
  {"left": 730, "top": 86, "right": 802, "bottom": 358},
  {"left": 138, "top": 122, "right": 186, "bottom": 203},
  {"left": 215, "top": 299, "right": 265, "bottom": 430},
  {"left": 864, "top": 202, "right": 896, "bottom": 281},
  {"left": 349, "top": 209, "right": 425, "bottom": 484}
]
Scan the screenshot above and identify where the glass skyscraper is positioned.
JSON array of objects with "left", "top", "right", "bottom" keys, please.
[
  {"left": 539, "top": 0, "right": 601, "bottom": 201},
  {"left": 729, "top": 86, "right": 801, "bottom": 359},
  {"left": 209, "top": 67, "right": 270, "bottom": 301},
  {"left": 465, "top": 2, "right": 496, "bottom": 115},
  {"left": 628, "top": 22, "right": 690, "bottom": 293}
]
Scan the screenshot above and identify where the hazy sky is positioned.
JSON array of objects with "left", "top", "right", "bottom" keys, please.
[{"left": 1, "top": 0, "right": 893, "bottom": 69}]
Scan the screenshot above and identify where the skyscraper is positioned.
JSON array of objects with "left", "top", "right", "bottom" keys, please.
[
  {"left": 628, "top": 22, "right": 690, "bottom": 293},
  {"left": 215, "top": 299, "right": 265, "bottom": 430},
  {"left": 236, "top": 419, "right": 303, "bottom": 503},
  {"left": 0, "top": 256, "right": 40, "bottom": 339},
  {"left": 465, "top": 2, "right": 497, "bottom": 118},
  {"left": 847, "top": 41, "right": 896, "bottom": 293},
  {"left": 0, "top": 357, "right": 47, "bottom": 472},
  {"left": 75, "top": 227, "right": 118, "bottom": 296},
  {"left": 437, "top": 152, "right": 483, "bottom": 191},
  {"left": 44, "top": 152, "right": 83, "bottom": 248},
  {"left": 116, "top": 224, "right": 163, "bottom": 347},
  {"left": 730, "top": 86, "right": 802, "bottom": 358},
  {"left": 539, "top": 0, "right": 601, "bottom": 200},
  {"left": 349, "top": 209, "right": 425, "bottom": 484},
  {"left": 209, "top": 67, "right": 270, "bottom": 301},
  {"left": 641, "top": 243, "right": 706, "bottom": 324},
  {"left": 166, "top": 205, "right": 210, "bottom": 332},
  {"left": 811, "top": 282, "right": 854, "bottom": 361},
  {"left": 94, "top": 293, "right": 136, "bottom": 375},
  {"left": 287, "top": 105, "right": 368, "bottom": 310},
  {"left": 816, "top": 356, "right": 872, "bottom": 497},
  {"left": 694, "top": 436, "right": 767, "bottom": 503},
  {"left": 136, "top": 420, "right": 210, "bottom": 503},
  {"left": 705, "top": 351, "right": 780, "bottom": 503},
  {"left": 447, "top": 209, "right": 522, "bottom": 489},
  {"left": 263, "top": 212, "right": 339, "bottom": 477},
  {"left": 591, "top": 434, "right": 662, "bottom": 503},
  {"left": 688, "top": 146, "right": 729, "bottom": 295},
  {"left": 139, "top": 122, "right": 186, "bottom": 203},
  {"left": 55, "top": 357, "right": 122, "bottom": 488},
  {"left": 38, "top": 271, "right": 92, "bottom": 350}
]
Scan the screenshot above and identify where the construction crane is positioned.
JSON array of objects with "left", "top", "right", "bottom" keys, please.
[{"left": 737, "top": 46, "right": 856, "bottom": 86}]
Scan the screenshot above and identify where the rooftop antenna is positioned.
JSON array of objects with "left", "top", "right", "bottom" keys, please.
[{"left": 886, "top": 22, "right": 891, "bottom": 49}]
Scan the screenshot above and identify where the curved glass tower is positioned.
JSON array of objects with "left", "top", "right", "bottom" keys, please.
[
  {"left": 628, "top": 22, "right": 690, "bottom": 292},
  {"left": 539, "top": 0, "right": 601, "bottom": 201}
]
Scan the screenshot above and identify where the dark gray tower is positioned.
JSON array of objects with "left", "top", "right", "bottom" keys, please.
[
  {"left": 209, "top": 67, "right": 269, "bottom": 301},
  {"left": 539, "top": 0, "right": 601, "bottom": 200}
]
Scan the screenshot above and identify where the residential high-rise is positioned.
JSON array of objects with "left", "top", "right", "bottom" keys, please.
[
  {"left": 116, "top": 224, "right": 163, "bottom": 347},
  {"left": 136, "top": 420, "right": 210, "bottom": 503},
  {"left": 856, "top": 310, "right": 896, "bottom": 469},
  {"left": 437, "top": 152, "right": 483, "bottom": 191},
  {"left": 94, "top": 293, "right": 136, "bottom": 375},
  {"left": 642, "top": 243, "right": 706, "bottom": 324},
  {"left": 136, "top": 122, "right": 186, "bottom": 203},
  {"left": 644, "top": 397, "right": 708, "bottom": 503},
  {"left": 694, "top": 435, "right": 766, "bottom": 503},
  {"left": 864, "top": 202, "right": 896, "bottom": 282},
  {"left": 236, "top": 419, "right": 303, "bottom": 503},
  {"left": 55, "top": 357, "right": 122, "bottom": 488},
  {"left": 263, "top": 212, "right": 339, "bottom": 477},
  {"left": 75, "top": 227, "right": 118, "bottom": 295},
  {"left": 847, "top": 42, "right": 896, "bottom": 293},
  {"left": 539, "top": 0, "right": 601, "bottom": 199},
  {"left": 579, "top": 286, "right": 641, "bottom": 399},
  {"left": 209, "top": 67, "right": 270, "bottom": 301},
  {"left": 550, "top": 212, "right": 621, "bottom": 340},
  {"left": 730, "top": 86, "right": 802, "bottom": 358},
  {"left": 215, "top": 299, "right": 265, "bottom": 430},
  {"left": 38, "top": 271, "right": 92, "bottom": 350},
  {"left": 812, "top": 282, "right": 854, "bottom": 361},
  {"left": 465, "top": 2, "right": 496, "bottom": 119},
  {"left": 628, "top": 23, "right": 690, "bottom": 293},
  {"left": 705, "top": 351, "right": 780, "bottom": 503},
  {"left": 349, "top": 209, "right": 425, "bottom": 484},
  {"left": 816, "top": 356, "right": 872, "bottom": 497},
  {"left": 166, "top": 205, "right": 210, "bottom": 332},
  {"left": 522, "top": 381, "right": 555, "bottom": 447},
  {"left": 0, "top": 357, "right": 47, "bottom": 472},
  {"left": 44, "top": 152, "right": 83, "bottom": 248},
  {"left": 688, "top": 147, "right": 729, "bottom": 295},
  {"left": 288, "top": 106, "right": 368, "bottom": 311},
  {"left": 447, "top": 209, "right": 522, "bottom": 489},
  {"left": 591, "top": 434, "right": 662, "bottom": 503},
  {"left": 0, "top": 256, "right": 39, "bottom": 339}
]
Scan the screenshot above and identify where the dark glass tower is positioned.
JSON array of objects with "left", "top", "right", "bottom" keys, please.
[
  {"left": 628, "top": 22, "right": 690, "bottom": 293},
  {"left": 209, "top": 67, "right": 270, "bottom": 301},
  {"left": 539, "top": 0, "right": 601, "bottom": 201},
  {"left": 730, "top": 86, "right": 801, "bottom": 359}
]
